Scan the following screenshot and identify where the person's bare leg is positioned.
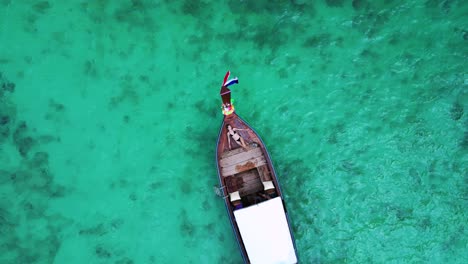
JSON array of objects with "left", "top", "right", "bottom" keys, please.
[
  {"left": 239, "top": 138, "right": 248, "bottom": 149},
  {"left": 234, "top": 140, "right": 243, "bottom": 149},
  {"left": 233, "top": 139, "right": 247, "bottom": 150}
]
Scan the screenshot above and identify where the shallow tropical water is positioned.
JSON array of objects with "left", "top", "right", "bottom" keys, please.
[{"left": 0, "top": 0, "right": 467, "bottom": 263}]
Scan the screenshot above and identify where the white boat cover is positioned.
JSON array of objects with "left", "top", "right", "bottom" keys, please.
[{"left": 234, "top": 197, "right": 297, "bottom": 264}]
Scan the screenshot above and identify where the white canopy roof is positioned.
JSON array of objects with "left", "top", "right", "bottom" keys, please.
[{"left": 234, "top": 197, "right": 297, "bottom": 264}]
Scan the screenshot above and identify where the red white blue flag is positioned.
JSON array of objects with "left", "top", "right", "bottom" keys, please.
[{"left": 222, "top": 71, "right": 238, "bottom": 87}]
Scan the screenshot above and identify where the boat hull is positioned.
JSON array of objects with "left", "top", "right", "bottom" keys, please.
[{"left": 215, "top": 112, "right": 298, "bottom": 263}]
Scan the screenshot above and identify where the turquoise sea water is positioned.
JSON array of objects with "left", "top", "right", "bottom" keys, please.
[{"left": 0, "top": 0, "right": 467, "bottom": 263}]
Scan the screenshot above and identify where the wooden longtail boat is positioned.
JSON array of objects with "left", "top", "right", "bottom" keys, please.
[{"left": 214, "top": 72, "right": 298, "bottom": 264}]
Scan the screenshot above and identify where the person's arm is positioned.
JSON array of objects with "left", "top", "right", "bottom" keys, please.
[{"left": 227, "top": 133, "right": 231, "bottom": 149}]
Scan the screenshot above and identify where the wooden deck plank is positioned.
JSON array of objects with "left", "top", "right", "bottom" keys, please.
[
  {"left": 221, "top": 156, "right": 267, "bottom": 176},
  {"left": 220, "top": 147, "right": 245, "bottom": 159},
  {"left": 220, "top": 147, "right": 263, "bottom": 167}
]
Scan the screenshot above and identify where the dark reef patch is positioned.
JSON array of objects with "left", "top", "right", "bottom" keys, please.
[
  {"left": 111, "top": 218, "right": 125, "bottom": 230},
  {"left": 95, "top": 245, "right": 112, "bottom": 258},
  {"left": 138, "top": 75, "right": 149, "bottom": 84},
  {"left": 388, "top": 32, "right": 400, "bottom": 45},
  {"left": 461, "top": 125, "right": 468, "bottom": 149},
  {"left": 352, "top": 10, "right": 390, "bottom": 37},
  {"left": 1, "top": 71, "right": 16, "bottom": 98},
  {"left": 115, "top": 257, "right": 134, "bottom": 264},
  {"left": 0, "top": 71, "right": 68, "bottom": 263},
  {"left": 109, "top": 74, "right": 140, "bottom": 109},
  {"left": 250, "top": 23, "right": 287, "bottom": 52},
  {"left": 10, "top": 167, "right": 66, "bottom": 198},
  {"left": 193, "top": 99, "right": 217, "bottom": 118},
  {"left": 49, "top": 99, "right": 65, "bottom": 112},
  {"left": 79, "top": 223, "right": 108, "bottom": 236},
  {"left": 13, "top": 121, "right": 37, "bottom": 157},
  {"left": 352, "top": 0, "right": 369, "bottom": 10},
  {"left": 181, "top": 0, "right": 208, "bottom": 17},
  {"left": 113, "top": 0, "right": 156, "bottom": 29},
  {"left": 395, "top": 207, "right": 413, "bottom": 221},
  {"left": 418, "top": 216, "right": 432, "bottom": 230},
  {"left": 166, "top": 102, "right": 174, "bottom": 109},
  {"left": 32, "top": 1, "right": 51, "bottom": 14},
  {"left": 325, "top": 0, "right": 345, "bottom": 7},
  {"left": 21, "top": 199, "right": 46, "bottom": 219},
  {"left": 0, "top": 206, "right": 16, "bottom": 234},
  {"left": 110, "top": 178, "right": 130, "bottom": 189},
  {"left": 228, "top": 0, "right": 305, "bottom": 15},
  {"left": 0, "top": 112, "right": 12, "bottom": 141},
  {"left": 360, "top": 48, "right": 379, "bottom": 59},
  {"left": 0, "top": 101, "right": 16, "bottom": 141},
  {"left": 0, "top": 201, "right": 65, "bottom": 263},
  {"left": 0, "top": 72, "right": 16, "bottom": 140},
  {"left": 327, "top": 128, "right": 341, "bottom": 145},
  {"left": 178, "top": 178, "right": 192, "bottom": 194},
  {"left": 129, "top": 192, "right": 137, "bottom": 201},
  {"left": 450, "top": 101, "right": 463, "bottom": 121},
  {"left": 217, "top": 232, "right": 225, "bottom": 242},
  {"left": 2, "top": 81, "right": 15, "bottom": 93},
  {"left": 203, "top": 222, "right": 215, "bottom": 232},
  {"left": 218, "top": 17, "right": 289, "bottom": 54},
  {"left": 179, "top": 209, "right": 196, "bottom": 236},
  {"left": 148, "top": 180, "right": 165, "bottom": 191},
  {"left": 23, "top": 13, "right": 38, "bottom": 33},
  {"left": 409, "top": 168, "right": 422, "bottom": 185},
  {"left": 339, "top": 160, "right": 363, "bottom": 175},
  {"left": 24, "top": 56, "right": 33, "bottom": 64},
  {"left": 0, "top": 57, "right": 10, "bottom": 64},
  {"left": 84, "top": 59, "right": 98, "bottom": 78},
  {"left": 0, "top": 115, "right": 9, "bottom": 126},
  {"left": 277, "top": 68, "right": 288, "bottom": 79},
  {"left": 425, "top": 0, "right": 455, "bottom": 13},
  {"left": 202, "top": 198, "right": 211, "bottom": 211}
]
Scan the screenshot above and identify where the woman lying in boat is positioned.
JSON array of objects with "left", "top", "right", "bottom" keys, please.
[{"left": 226, "top": 124, "right": 248, "bottom": 150}]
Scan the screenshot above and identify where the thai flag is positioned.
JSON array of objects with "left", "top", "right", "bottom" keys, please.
[{"left": 222, "top": 71, "right": 238, "bottom": 87}]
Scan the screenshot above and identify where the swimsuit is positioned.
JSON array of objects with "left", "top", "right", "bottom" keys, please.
[{"left": 228, "top": 130, "right": 241, "bottom": 143}]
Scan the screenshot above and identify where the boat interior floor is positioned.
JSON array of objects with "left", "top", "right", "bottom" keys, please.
[{"left": 221, "top": 145, "right": 278, "bottom": 207}]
